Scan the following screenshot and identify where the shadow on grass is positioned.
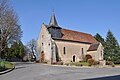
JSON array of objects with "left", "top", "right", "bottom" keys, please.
[{"left": 85, "top": 75, "right": 120, "bottom": 80}]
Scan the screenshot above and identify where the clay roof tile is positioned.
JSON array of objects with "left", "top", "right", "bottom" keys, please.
[{"left": 61, "top": 28, "right": 98, "bottom": 44}]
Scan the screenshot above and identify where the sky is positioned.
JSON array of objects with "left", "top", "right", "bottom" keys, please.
[{"left": 10, "top": 0, "right": 120, "bottom": 44}]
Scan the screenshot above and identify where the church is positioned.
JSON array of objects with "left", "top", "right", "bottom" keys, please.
[{"left": 37, "top": 11, "right": 104, "bottom": 64}]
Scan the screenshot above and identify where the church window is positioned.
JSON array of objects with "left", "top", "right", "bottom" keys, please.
[
  {"left": 42, "top": 35, "right": 44, "bottom": 38},
  {"left": 48, "top": 43, "right": 50, "bottom": 46},
  {"left": 63, "top": 47, "right": 66, "bottom": 54},
  {"left": 101, "top": 51, "right": 102, "bottom": 57},
  {"left": 82, "top": 48, "right": 84, "bottom": 54}
]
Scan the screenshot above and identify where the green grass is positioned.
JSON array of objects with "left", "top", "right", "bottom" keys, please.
[
  {"left": 115, "top": 64, "right": 120, "bottom": 66},
  {"left": 4, "top": 61, "right": 14, "bottom": 69},
  {"left": 0, "top": 61, "right": 14, "bottom": 71},
  {"left": 65, "top": 61, "right": 89, "bottom": 66}
]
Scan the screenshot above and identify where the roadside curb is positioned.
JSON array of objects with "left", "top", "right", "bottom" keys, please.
[
  {"left": 0, "top": 65, "right": 15, "bottom": 75},
  {"left": 41, "top": 63, "right": 118, "bottom": 68},
  {"left": 41, "top": 63, "right": 93, "bottom": 68}
]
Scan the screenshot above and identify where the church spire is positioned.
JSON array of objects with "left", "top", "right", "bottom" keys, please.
[{"left": 49, "top": 9, "right": 58, "bottom": 27}]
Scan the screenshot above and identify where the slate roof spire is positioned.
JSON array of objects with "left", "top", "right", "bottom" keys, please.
[{"left": 49, "top": 9, "right": 59, "bottom": 27}]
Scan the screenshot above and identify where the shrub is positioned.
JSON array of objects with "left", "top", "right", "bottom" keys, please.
[
  {"left": 74, "top": 62, "right": 82, "bottom": 66},
  {"left": 65, "top": 61, "right": 89, "bottom": 66},
  {"left": 0, "top": 66, "right": 5, "bottom": 72},
  {"left": 65, "top": 63, "right": 69, "bottom": 66},
  {"left": 85, "top": 54, "right": 92, "bottom": 61},
  {"left": 93, "top": 61, "right": 100, "bottom": 65},
  {"left": 0, "top": 61, "right": 5, "bottom": 68},
  {"left": 35, "top": 60, "right": 40, "bottom": 63},
  {"left": 106, "top": 61, "right": 115, "bottom": 67},
  {"left": 43, "top": 61, "right": 48, "bottom": 64},
  {"left": 0, "top": 61, "right": 5, "bottom": 72},
  {"left": 87, "top": 59, "right": 94, "bottom": 66},
  {"left": 87, "top": 59, "right": 100, "bottom": 66},
  {"left": 52, "top": 62, "right": 56, "bottom": 65},
  {"left": 54, "top": 61, "right": 63, "bottom": 65}
]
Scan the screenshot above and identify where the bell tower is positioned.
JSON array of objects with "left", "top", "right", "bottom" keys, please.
[{"left": 47, "top": 10, "right": 62, "bottom": 38}]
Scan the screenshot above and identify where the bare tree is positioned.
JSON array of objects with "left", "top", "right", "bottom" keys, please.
[
  {"left": 23, "top": 46, "right": 33, "bottom": 61},
  {"left": 0, "top": 0, "right": 22, "bottom": 59},
  {"left": 27, "top": 39, "right": 37, "bottom": 61}
]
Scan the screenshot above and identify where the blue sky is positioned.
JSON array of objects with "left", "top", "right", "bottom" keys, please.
[{"left": 11, "top": 0, "right": 120, "bottom": 44}]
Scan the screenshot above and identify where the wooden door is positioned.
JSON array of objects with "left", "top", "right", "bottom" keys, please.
[{"left": 41, "top": 51, "right": 44, "bottom": 62}]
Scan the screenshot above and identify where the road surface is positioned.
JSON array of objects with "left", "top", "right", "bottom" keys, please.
[{"left": 0, "top": 62, "right": 120, "bottom": 80}]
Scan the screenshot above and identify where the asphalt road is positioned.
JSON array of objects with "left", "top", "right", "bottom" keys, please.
[{"left": 0, "top": 62, "right": 120, "bottom": 80}]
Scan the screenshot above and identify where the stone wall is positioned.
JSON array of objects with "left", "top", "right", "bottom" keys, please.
[
  {"left": 87, "top": 43, "right": 104, "bottom": 61},
  {"left": 37, "top": 24, "right": 52, "bottom": 63},
  {"left": 37, "top": 24, "right": 104, "bottom": 64},
  {"left": 54, "top": 40, "right": 90, "bottom": 63}
]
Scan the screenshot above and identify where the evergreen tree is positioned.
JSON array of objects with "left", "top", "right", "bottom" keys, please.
[
  {"left": 94, "top": 33, "right": 105, "bottom": 46},
  {"left": 18, "top": 41, "right": 25, "bottom": 59},
  {"left": 6, "top": 41, "right": 25, "bottom": 61},
  {"left": 104, "top": 30, "right": 120, "bottom": 64}
]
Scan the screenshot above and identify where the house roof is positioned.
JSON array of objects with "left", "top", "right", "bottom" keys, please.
[
  {"left": 60, "top": 28, "right": 98, "bottom": 44},
  {"left": 87, "top": 43, "right": 100, "bottom": 51}
]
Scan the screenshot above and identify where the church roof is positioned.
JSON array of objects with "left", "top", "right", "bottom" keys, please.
[
  {"left": 44, "top": 24, "right": 97, "bottom": 44},
  {"left": 49, "top": 10, "right": 59, "bottom": 27},
  {"left": 87, "top": 43, "right": 100, "bottom": 51},
  {"left": 45, "top": 11, "right": 98, "bottom": 44},
  {"left": 60, "top": 28, "right": 98, "bottom": 44}
]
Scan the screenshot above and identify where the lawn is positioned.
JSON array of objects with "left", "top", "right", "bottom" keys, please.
[
  {"left": 115, "top": 64, "right": 120, "bottom": 66},
  {"left": 65, "top": 61, "right": 89, "bottom": 66},
  {"left": 0, "top": 61, "right": 14, "bottom": 72}
]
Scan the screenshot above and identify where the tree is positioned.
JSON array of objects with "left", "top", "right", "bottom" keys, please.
[
  {"left": 27, "top": 39, "right": 37, "bottom": 61},
  {"left": 23, "top": 46, "right": 33, "bottom": 61},
  {"left": 104, "top": 30, "right": 120, "bottom": 64},
  {"left": 0, "top": 0, "right": 22, "bottom": 59},
  {"left": 5, "top": 41, "right": 25, "bottom": 61},
  {"left": 94, "top": 33, "right": 105, "bottom": 46}
]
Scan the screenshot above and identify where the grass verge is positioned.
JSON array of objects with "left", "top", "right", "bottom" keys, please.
[
  {"left": 65, "top": 61, "right": 89, "bottom": 66},
  {"left": 0, "top": 61, "right": 14, "bottom": 72}
]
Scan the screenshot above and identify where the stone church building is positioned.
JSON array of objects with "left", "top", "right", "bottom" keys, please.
[{"left": 37, "top": 11, "right": 104, "bottom": 64}]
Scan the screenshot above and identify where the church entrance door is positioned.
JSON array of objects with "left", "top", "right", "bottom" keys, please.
[{"left": 41, "top": 51, "right": 44, "bottom": 62}]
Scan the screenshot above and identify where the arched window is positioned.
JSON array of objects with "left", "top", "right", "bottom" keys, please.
[
  {"left": 101, "top": 51, "right": 102, "bottom": 57},
  {"left": 73, "top": 55, "right": 75, "bottom": 62},
  {"left": 82, "top": 48, "right": 84, "bottom": 54},
  {"left": 63, "top": 47, "right": 66, "bottom": 54}
]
